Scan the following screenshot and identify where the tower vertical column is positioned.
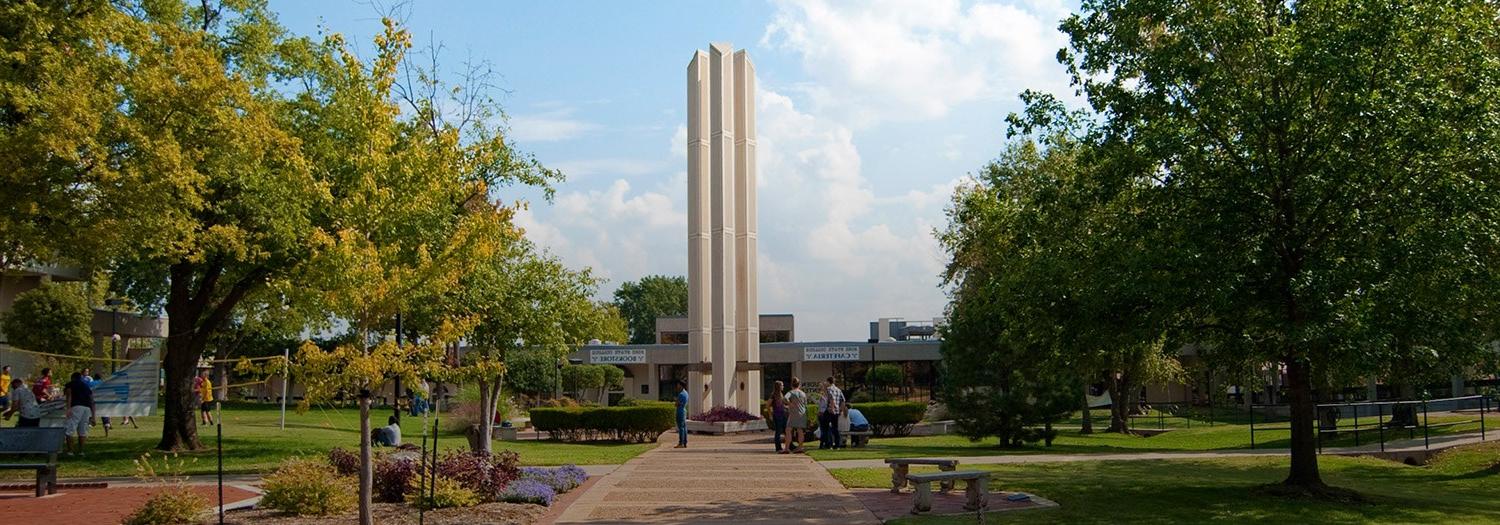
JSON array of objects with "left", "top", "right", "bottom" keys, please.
[
  {"left": 733, "top": 50, "right": 761, "bottom": 411},
  {"left": 686, "top": 51, "right": 711, "bottom": 415},
  {"left": 708, "top": 43, "right": 738, "bottom": 410}
]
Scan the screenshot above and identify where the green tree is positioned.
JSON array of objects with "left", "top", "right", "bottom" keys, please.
[
  {"left": 1044, "top": 0, "right": 1500, "bottom": 492},
  {"left": 1, "top": 283, "right": 92, "bottom": 358},
  {"left": 865, "top": 364, "right": 903, "bottom": 401},
  {"left": 448, "top": 240, "right": 617, "bottom": 452},
  {"left": 612, "top": 275, "right": 687, "bottom": 344}
]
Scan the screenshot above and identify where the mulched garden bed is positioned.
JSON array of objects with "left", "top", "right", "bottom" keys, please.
[{"left": 225, "top": 502, "right": 546, "bottom": 525}]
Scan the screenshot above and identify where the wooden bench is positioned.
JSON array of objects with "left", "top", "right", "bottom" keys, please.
[
  {"left": 0, "top": 428, "right": 63, "bottom": 497},
  {"left": 906, "top": 470, "right": 989, "bottom": 514},
  {"left": 843, "top": 430, "right": 872, "bottom": 448},
  {"left": 884, "top": 458, "right": 959, "bottom": 493}
]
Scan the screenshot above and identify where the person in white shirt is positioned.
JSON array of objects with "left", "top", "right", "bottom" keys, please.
[
  {"left": 374, "top": 415, "right": 402, "bottom": 447},
  {"left": 2, "top": 379, "right": 42, "bottom": 427}
]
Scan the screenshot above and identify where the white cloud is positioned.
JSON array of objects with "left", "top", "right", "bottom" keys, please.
[
  {"left": 508, "top": 107, "right": 602, "bottom": 142},
  {"left": 551, "top": 158, "right": 665, "bottom": 179},
  {"left": 761, "top": 0, "right": 1073, "bottom": 125}
]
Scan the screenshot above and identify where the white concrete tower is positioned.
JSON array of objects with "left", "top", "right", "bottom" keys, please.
[
  {"left": 685, "top": 51, "right": 712, "bottom": 415},
  {"left": 688, "top": 42, "right": 759, "bottom": 413},
  {"left": 732, "top": 49, "right": 760, "bottom": 410},
  {"left": 708, "top": 42, "right": 738, "bottom": 410}
]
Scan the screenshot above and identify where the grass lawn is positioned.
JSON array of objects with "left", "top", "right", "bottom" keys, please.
[
  {"left": 830, "top": 441, "right": 1500, "bottom": 524},
  {"left": 3, "top": 402, "right": 655, "bottom": 479},
  {"left": 808, "top": 414, "right": 1486, "bottom": 461}
]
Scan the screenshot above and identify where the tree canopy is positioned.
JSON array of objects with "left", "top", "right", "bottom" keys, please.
[
  {"left": 980, "top": 0, "right": 1500, "bottom": 493},
  {"left": 612, "top": 275, "right": 688, "bottom": 344}
]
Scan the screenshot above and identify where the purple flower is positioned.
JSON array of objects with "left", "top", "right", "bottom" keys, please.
[
  {"left": 520, "top": 464, "right": 587, "bottom": 493},
  {"left": 689, "top": 405, "right": 762, "bottom": 423},
  {"left": 498, "top": 478, "right": 556, "bottom": 506}
]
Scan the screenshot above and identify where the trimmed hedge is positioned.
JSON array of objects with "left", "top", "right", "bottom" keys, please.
[
  {"left": 531, "top": 405, "right": 674, "bottom": 442},
  {"left": 852, "top": 401, "right": 926, "bottom": 437}
]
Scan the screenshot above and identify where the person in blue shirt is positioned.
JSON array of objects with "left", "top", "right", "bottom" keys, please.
[
  {"left": 674, "top": 379, "right": 689, "bottom": 448},
  {"left": 847, "top": 407, "right": 870, "bottom": 433}
]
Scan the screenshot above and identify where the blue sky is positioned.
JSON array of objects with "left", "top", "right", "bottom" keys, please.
[{"left": 270, "top": 0, "right": 1079, "bottom": 340}]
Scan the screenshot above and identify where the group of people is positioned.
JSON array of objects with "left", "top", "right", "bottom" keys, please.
[
  {"left": 0, "top": 364, "right": 146, "bottom": 456},
  {"left": 669, "top": 375, "right": 869, "bottom": 453},
  {"left": 769, "top": 376, "right": 867, "bottom": 453}
]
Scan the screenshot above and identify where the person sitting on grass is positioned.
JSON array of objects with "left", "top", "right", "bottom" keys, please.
[{"left": 373, "top": 415, "right": 401, "bottom": 447}]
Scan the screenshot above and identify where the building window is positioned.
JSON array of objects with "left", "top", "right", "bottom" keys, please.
[
  {"left": 760, "top": 330, "right": 792, "bottom": 343},
  {"left": 659, "top": 332, "right": 688, "bottom": 344}
]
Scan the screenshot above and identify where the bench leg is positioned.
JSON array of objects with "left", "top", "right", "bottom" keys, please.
[
  {"left": 939, "top": 464, "right": 955, "bottom": 493},
  {"left": 964, "top": 477, "right": 989, "bottom": 511},
  {"left": 891, "top": 464, "right": 909, "bottom": 493},
  {"left": 48, "top": 467, "right": 57, "bottom": 495},
  {"left": 912, "top": 482, "right": 933, "bottom": 514}
]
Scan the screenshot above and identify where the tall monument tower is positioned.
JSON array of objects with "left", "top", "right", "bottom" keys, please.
[{"left": 687, "top": 43, "right": 759, "bottom": 415}]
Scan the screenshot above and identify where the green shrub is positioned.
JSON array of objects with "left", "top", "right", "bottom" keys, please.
[
  {"left": 407, "top": 475, "right": 480, "bottom": 510},
  {"left": 123, "top": 490, "right": 208, "bottom": 525},
  {"left": 260, "top": 458, "right": 355, "bottom": 516},
  {"left": 866, "top": 364, "right": 904, "bottom": 400},
  {"left": 852, "top": 401, "right": 926, "bottom": 437},
  {"left": 531, "top": 404, "right": 674, "bottom": 442}
]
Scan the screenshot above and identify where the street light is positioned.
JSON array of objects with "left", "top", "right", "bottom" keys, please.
[{"left": 104, "top": 298, "right": 127, "bottom": 373}]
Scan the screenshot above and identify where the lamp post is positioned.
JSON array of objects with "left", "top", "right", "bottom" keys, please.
[
  {"left": 555, "top": 358, "right": 563, "bottom": 400},
  {"left": 104, "top": 298, "right": 127, "bottom": 373}
]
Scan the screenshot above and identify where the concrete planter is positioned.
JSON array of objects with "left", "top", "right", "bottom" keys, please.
[{"left": 686, "top": 419, "right": 768, "bottom": 435}]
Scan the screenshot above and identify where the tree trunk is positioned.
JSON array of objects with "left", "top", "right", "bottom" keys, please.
[
  {"left": 1283, "top": 358, "right": 1324, "bottom": 488},
  {"left": 158, "top": 329, "right": 204, "bottom": 450},
  {"left": 1080, "top": 383, "right": 1094, "bottom": 434},
  {"left": 476, "top": 379, "right": 493, "bottom": 454},
  {"left": 358, "top": 394, "right": 373, "bottom": 525},
  {"left": 1106, "top": 372, "right": 1133, "bottom": 433}
]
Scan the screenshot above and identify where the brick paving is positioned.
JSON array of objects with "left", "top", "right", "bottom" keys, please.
[
  {"left": 849, "top": 488, "right": 1055, "bottom": 520},
  {"left": 554, "top": 433, "right": 879, "bottom": 524},
  {"left": 0, "top": 484, "right": 258, "bottom": 522}
]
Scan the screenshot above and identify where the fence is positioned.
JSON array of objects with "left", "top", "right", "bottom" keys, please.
[
  {"left": 1248, "top": 395, "right": 1490, "bottom": 452},
  {"left": 1126, "top": 403, "right": 1218, "bottom": 431}
]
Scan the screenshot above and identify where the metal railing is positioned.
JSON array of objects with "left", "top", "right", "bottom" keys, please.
[{"left": 1248, "top": 395, "right": 1489, "bottom": 452}]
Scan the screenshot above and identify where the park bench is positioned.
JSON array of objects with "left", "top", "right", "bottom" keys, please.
[
  {"left": 906, "top": 470, "right": 989, "bottom": 514},
  {"left": 842, "top": 430, "right": 872, "bottom": 448},
  {"left": 0, "top": 428, "right": 63, "bottom": 497},
  {"left": 884, "top": 458, "right": 959, "bottom": 493}
]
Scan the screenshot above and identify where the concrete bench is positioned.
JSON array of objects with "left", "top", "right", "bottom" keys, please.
[
  {"left": 843, "top": 430, "right": 872, "bottom": 448},
  {"left": 906, "top": 470, "right": 989, "bottom": 514},
  {"left": 884, "top": 458, "right": 959, "bottom": 493},
  {"left": 0, "top": 428, "right": 63, "bottom": 497}
]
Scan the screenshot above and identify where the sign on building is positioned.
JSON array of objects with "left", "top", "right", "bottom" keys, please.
[
  {"left": 803, "top": 346, "right": 862, "bottom": 361},
  {"left": 590, "top": 348, "right": 648, "bottom": 364}
]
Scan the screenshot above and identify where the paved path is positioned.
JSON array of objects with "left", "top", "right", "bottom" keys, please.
[
  {"left": 821, "top": 431, "right": 1491, "bottom": 469},
  {"left": 555, "top": 433, "right": 879, "bottom": 525}
]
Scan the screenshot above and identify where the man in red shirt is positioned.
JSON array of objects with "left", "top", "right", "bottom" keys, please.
[{"left": 32, "top": 368, "right": 52, "bottom": 402}]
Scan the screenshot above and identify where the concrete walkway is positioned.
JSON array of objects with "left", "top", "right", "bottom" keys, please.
[
  {"left": 554, "top": 433, "right": 879, "bottom": 525},
  {"left": 821, "top": 431, "right": 1491, "bottom": 469}
]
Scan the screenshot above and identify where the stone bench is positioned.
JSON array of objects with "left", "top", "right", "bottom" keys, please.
[
  {"left": 843, "top": 430, "right": 872, "bottom": 448},
  {"left": 0, "top": 428, "right": 63, "bottom": 497},
  {"left": 884, "top": 458, "right": 959, "bottom": 493},
  {"left": 906, "top": 470, "right": 989, "bottom": 514}
]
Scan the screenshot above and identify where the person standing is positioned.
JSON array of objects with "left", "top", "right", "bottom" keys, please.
[
  {"left": 3, "top": 379, "right": 41, "bottom": 427},
  {"left": 63, "top": 372, "right": 95, "bottom": 455},
  {"left": 674, "top": 379, "right": 689, "bottom": 449},
  {"left": 784, "top": 378, "right": 808, "bottom": 454},
  {"left": 195, "top": 369, "right": 215, "bottom": 425},
  {"left": 821, "top": 377, "right": 844, "bottom": 450},
  {"left": 32, "top": 368, "right": 52, "bottom": 402},
  {"left": 770, "top": 381, "right": 788, "bottom": 453},
  {"left": 0, "top": 365, "right": 11, "bottom": 410}
]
